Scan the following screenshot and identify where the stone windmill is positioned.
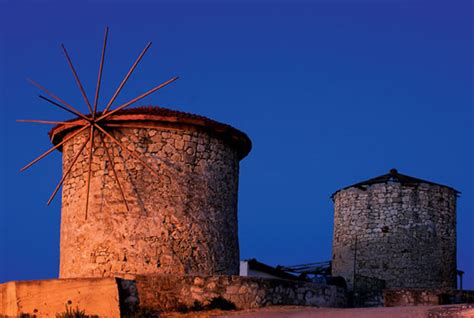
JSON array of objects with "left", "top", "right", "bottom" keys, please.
[
  {"left": 4, "top": 29, "right": 344, "bottom": 317},
  {"left": 19, "top": 27, "right": 252, "bottom": 278}
]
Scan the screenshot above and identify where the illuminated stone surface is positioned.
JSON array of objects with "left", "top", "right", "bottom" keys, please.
[{"left": 54, "top": 108, "right": 251, "bottom": 278}]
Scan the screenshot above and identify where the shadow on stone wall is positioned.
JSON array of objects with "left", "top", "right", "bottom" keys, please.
[{"left": 118, "top": 274, "right": 347, "bottom": 314}]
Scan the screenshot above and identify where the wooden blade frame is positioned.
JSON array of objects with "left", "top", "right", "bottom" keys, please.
[
  {"left": 20, "top": 124, "right": 90, "bottom": 172},
  {"left": 47, "top": 135, "right": 90, "bottom": 205},
  {"left": 61, "top": 44, "right": 93, "bottom": 114},
  {"left": 17, "top": 119, "right": 80, "bottom": 125},
  {"left": 20, "top": 27, "right": 178, "bottom": 219},
  {"left": 38, "top": 95, "right": 86, "bottom": 119},
  {"left": 98, "top": 132, "right": 130, "bottom": 212},
  {"left": 84, "top": 126, "right": 95, "bottom": 219},
  {"left": 94, "top": 124, "right": 160, "bottom": 177},
  {"left": 97, "top": 76, "right": 178, "bottom": 122},
  {"left": 103, "top": 42, "right": 152, "bottom": 114},
  {"left": 28, "top": 79, "right": 90, "bottom": 122},
  {"left": 93, "top": 27, "right": 109, "bottom": 116}
]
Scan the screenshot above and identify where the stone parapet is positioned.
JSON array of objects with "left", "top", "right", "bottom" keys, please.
[
  {"left": 0, "top": 275, "right": 347, "bottom": 317},
  {"left": 126, "top": 274, "right": 347, "bottom": 312}
]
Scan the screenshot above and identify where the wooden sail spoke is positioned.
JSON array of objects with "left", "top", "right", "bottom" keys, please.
[
  {"left": 20, "top": 124, "right": 90, "bottom": 173},
  {"left": 47, "top": 135, "right": 90, "bottom": 205},
  {"left": 98, "top": 132, "right": 130, "bottom": 212},
  {"left": 94, "top": 124, "right": 160, "bottom": 177},
  {"left": 22, "top": 29, "right": 180, "bottom": 219},
  {"left": 97, "top": 76, "right": 178, "bottom": 122},
  {"left": 27, "top": 79, "right": 90, "bottom": 122},
  {"left": 61, "top": 44, "right": 93, "bottom": 114},
  {"left": 84, "top": 125, "right": 95, "bottom": 220},
  {"left": 38, "top": 95, "right": 87, "bottom": 119},
  {"left": 93, "top": 27, "right": 109, "bottom": 116},
  {"left": 103, "top": 41, "right": 152, "bottom": 114},
  {"left": 17, "top": 119, "right": 82, "bottom": 125}
]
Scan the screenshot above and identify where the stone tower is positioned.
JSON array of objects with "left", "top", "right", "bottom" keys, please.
[
  {"left": 50, "top": 106, "right": 251, "bottom": 278},
  {"left": 331, "top": 169, "right": 458, "bottom": 290}
]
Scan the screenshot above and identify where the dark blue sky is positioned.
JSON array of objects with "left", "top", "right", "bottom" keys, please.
[{"left": 0, "top": 1, "right": 472, "bottom": 288}]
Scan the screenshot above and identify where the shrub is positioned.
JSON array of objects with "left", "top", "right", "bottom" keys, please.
[
  {"left": 207, "top": 297, "right": 236, "bottom": 311},
  {"left": 176, "top": 303, "right": 189, "bottom": 313},
  {"left": 55, "top": 305, "right": 98, "bottom": 318},
  {"left": 190, "top": 300, "right": 204, "bottom": 312}
]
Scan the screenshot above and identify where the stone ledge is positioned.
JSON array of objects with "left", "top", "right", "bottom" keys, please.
[
  {"left": 0, "top": 275, "right": 347, "bottom": 317},
  {"left": 125, "top": 274, "right": 347, "bottom": 313},
  {"left": 0, "top": 277, "right": 120, "bottom": 317}
]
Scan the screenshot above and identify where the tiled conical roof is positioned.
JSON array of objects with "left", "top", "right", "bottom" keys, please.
[
  {"left": 332, "top": 168, "right": 459, "bottom": 198},
  {"left": 48, "top": 106, "right": 252, "bottom": 159}
]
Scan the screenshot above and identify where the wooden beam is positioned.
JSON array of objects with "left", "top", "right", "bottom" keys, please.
[
  {"left": 94, "top": 123, "right": 160, "bottom": 177},
  {"left": 98, "top": 132, "right": 130, "bottom": 212},
  {"left": 97, "top": 76, "right": 178, "bottom": 122},
  {"left": 61, "top": 44, "right": 93, "bottom": 114},
  {"left": 93, "top": 27, "right": 109, "bottom": 116},
  {"left": 103, "top": 41, "right": 152, "bottom": 113},
  {"left": 17, "top": 119, "right": 79, "bottom": 125},
  {"left": 27, "top": 79, "right": 90, "bottom": 122},
  {"left": 47, "top": 135, "right": 90, "bottom": 205},
  {"left": 20, "top": 124, "right": 90, "bottom": 173},
  {"left": 84, "top": 125, "right": 95, "bottom": 220}
]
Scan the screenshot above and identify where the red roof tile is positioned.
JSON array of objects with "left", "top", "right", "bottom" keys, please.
[{"left": 49, "top": 106, "right": 252, "bottom": 159}]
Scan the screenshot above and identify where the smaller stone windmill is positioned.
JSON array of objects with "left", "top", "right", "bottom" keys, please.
[
  {"left": 19, "top": 27, "right": 251, "bottom": 278},
  {"left": 331, "top": 169, "right": 459, "bottom": 292}
]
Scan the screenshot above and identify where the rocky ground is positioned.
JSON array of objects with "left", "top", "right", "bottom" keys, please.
[{"left": 163, "top": 304, "right": 474, "bottom": 318}]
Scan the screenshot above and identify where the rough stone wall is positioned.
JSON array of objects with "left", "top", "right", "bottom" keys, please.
[
  {"left": 332, "top": 182, "right": 457, "bottom": 290},
  {"left": 353, "top": 274, "right": 386, "bottom": 307},
  {"left": 123, "top": 274, "right": 347, "bottom": 312},
  {"left": 0, "top": 276, "right": 347, "bottom": 316},
  {"left": 383, "top": 289, "right": 474, "bottom": 307},
  {"left": 59, "top": 124, "right": 241, "bottom": 278}
]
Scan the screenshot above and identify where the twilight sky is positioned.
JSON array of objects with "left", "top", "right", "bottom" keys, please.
[{"left": 0, "top": 0, "right": 472, "bottom": 288}]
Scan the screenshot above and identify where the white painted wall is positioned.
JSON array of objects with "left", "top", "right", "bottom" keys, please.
[{"left": 240, "top": 261, "right": 284, "bottom": 280}]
